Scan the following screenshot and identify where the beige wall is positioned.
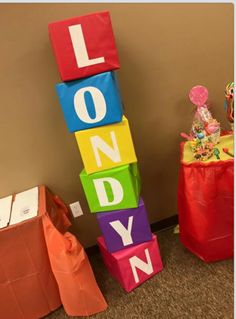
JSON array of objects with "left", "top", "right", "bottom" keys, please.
[{"left": 0, "top": 3, "right": 233, "bottom": 247}]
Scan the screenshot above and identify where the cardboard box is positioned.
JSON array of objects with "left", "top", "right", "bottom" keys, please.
[
  {"left": 97, "top": 234, "right": 163, "bottom": 292},
  {"left": 48, "top": 11, "right": 120, "bottom": 81},
  {"left": 80, "top": 162, "right": 141, "bottom": 213},
  {"left": 96, "top": 198, "right": 152, "bottom": 252},
  {"left": 56, "top": 71, "right": 123, "bottom": 133},
  {"left": 75, "top": 116, "right": 137, "bottom": 174}
]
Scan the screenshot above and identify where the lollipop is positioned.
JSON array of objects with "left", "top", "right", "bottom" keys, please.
[
  {"left": 189, "top": 85, "right": 208, "bottom": 107},
  {"left": 223, "top": 147, "right": 234, "bottom": 158},
  {"left": 225, "top": 82, "right": 234, "bottom": 130},
  {"left": 189, "top": 85, "right": 220, "bottom": 144},
  {"left": 213, "top": 148, "right": 220, "bottom": 160},
  {"left": 225, "top": 82, "right": 234, "bottom": 100},
  {"left": 189, "top": 85, "right": 213, "bottom": 123},
  {"left": 180, "top": 85, "right": 221, "bottom": 161}
]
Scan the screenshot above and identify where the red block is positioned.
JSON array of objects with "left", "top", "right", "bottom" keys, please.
[{"left": 48, "top": 11, "right": 120, "bottom": 81}]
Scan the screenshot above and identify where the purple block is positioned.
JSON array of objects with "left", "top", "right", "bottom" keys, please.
[{"left": 96, "top": 198, "right": 152, "bottom": 253}]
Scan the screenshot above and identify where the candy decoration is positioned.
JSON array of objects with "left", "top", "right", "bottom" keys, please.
[
  {"left": 189, "top": 86, "right": 213, "bottom": 124},
  {"left": 180, "top": 132, "right": 191, "bottom": 141},
  {"left": 180, "top": 85, "right": 221, "bottom": 161},
  {"left": 213, "top": 148, "right": 220, "bottom": 160},
  {"left": 223, "top": 147, "right": 234, "bottom": 158},
  {"left": 191, "top": 138, "right": 214, "bottom": 161},
  {"left": 189, "top": 85, "right": 208, "bottom": 107},
  {"left": 225, "top": 82, "right": 234, "bottom": 130},
  {"left": 196, "top": 132, "right": 205, "bottom": 139}
]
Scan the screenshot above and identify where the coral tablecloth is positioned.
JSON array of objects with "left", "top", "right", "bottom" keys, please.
[{"left": 0, "top": 186, "right": 107, "bottom": 319}]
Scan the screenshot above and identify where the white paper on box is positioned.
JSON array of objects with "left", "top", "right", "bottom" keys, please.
[
  {"left": 0, "top": 195, "right": 12, "bottom": 229},
  {"left": 9, "top": 187, "right": 38, "bottom": 225}
]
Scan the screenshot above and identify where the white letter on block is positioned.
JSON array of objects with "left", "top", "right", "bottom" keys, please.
[
  {"left": 93, "top": 177, "right": 124, "bottom": 207},
  {"left": 109, "top": 216, "right": 134, "bottom": 246},
  {"left": 74, "top": 87, "right": 106, "bottom": 123},
  {"left": 69, "top": 24, "right": 105, "bottom": 68},
  {"left": 90, "top": 131, "right": 121, "bottom": 167},
  {"left": 129, "top": 249, "right": 154, "bottom": 284}
]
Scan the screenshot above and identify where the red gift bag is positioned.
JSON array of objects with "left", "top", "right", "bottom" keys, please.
[{"left": 178, "top": 137, "right": 234, "bottom": 262}]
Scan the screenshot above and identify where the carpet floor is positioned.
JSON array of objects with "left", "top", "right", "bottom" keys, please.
[{"left": 45, "top": 227, "right": 233, "bottom": 319}]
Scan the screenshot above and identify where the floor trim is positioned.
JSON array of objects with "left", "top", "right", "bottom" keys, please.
[
  {"left": 86, "top": 214, "right": 178, "bottom": 256},
  {"left": 151, "top": 214, "right": 178, "bottom": 233}
]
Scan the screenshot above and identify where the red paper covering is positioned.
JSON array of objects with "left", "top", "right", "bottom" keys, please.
[
  {"left": 48, "top": 11, "right": 120, "bottom": 81},
  {"left": 178, "top": 140, "right": 234, "bottom": 262},
  {"left": 97, "top": 234, "right": 163, "bottom": 293}
]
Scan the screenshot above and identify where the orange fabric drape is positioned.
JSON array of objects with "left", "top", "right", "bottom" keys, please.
[{"left": 40, "top": 186, "right": 107, "bottom": 316}]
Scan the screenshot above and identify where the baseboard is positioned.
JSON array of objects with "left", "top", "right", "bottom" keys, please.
[
  {"left": 86, "top": 214, "right": 178, "bottom": 256},
  {"left": 150, "top": 214, "right": 178, "bottom": 233}
]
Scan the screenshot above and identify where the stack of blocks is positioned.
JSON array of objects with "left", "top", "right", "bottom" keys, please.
[{"left": 49, "top": 11, "right": 163, "bottom": 293}]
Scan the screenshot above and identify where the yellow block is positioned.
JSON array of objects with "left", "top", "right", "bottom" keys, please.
[{"left": 75, "top": 116, "right": 137, "bottom": 174}]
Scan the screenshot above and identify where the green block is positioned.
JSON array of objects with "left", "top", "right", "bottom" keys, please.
[{"left": 80, "top": 163, "right": 141, "bottom": 213}]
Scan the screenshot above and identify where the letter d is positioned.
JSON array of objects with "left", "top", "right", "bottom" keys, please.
[{"left": 93, "top": 177, "right": 124, "bottom": 207}]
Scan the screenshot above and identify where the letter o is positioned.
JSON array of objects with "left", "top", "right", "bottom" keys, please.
[{"left": 74, "top": 86, "right": 107, "bottom": 123}]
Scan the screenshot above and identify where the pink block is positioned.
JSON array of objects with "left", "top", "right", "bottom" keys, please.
[{"left": 97, "top": 234, "right": 163, "bottom": 292}]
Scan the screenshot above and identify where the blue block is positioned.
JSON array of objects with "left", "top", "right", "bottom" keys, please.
[{"left": 56, "top": 71, "right": 123, "bottom": 132}]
